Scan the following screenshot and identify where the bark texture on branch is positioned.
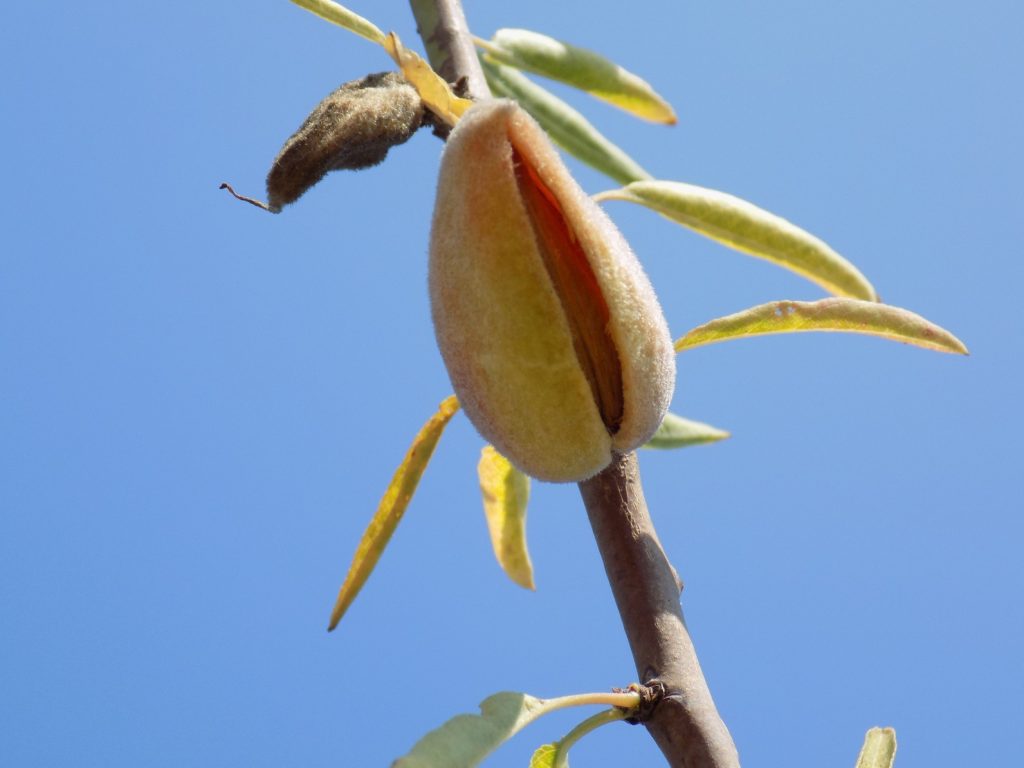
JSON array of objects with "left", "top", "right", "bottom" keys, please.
[
  {"left": 408, "top": 0, "right": 490, "bottom": 100},
  {"left": 580, "top": 453, "right": 739, "bottom": 768}
]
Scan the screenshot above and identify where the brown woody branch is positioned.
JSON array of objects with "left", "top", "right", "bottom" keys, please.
[
  {"left": 409, "top": 1, "right": 738, "bottom": 765},
  {"left": 580, "top": 453, "right": 739, "bottom": 768},
  {"left": 408, "top": 0, "right": 490, "bottom": 100}
]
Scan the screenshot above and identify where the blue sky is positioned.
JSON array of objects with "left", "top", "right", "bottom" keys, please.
[{"left": 2, "top": 1, "right": 1021, "bottom": 766}]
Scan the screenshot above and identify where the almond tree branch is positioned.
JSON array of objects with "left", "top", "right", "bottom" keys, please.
[
  {"left": 579, "top": 452, "right": 739, "bottom": 768},
  {"left": 409, "top": 2, "right": 738, "bottom": 765},
  {"left": 408, "top": 0, "right": 490, "bottom": 100}
]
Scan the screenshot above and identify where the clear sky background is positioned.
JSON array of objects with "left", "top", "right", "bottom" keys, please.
[{"left": 3, "top": 2, "right": 1021, "bottom": 766}]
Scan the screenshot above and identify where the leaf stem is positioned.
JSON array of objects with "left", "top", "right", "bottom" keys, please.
[
  {"left": 471, "top": 35, "right": 501, "bottom": 55},
  {"left": 542, "top": 690, "right": 640, "bottom": 713},
  {"left": 553, "top": 708, "right": 629, "bottom": 766}
]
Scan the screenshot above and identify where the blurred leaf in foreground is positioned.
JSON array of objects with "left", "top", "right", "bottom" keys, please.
[
  {"left": 675, "top": 298, "right": 968, "bottom": 355},
  {"left": 481, "top": 28, "right": 677, "bottom": 124},
  {"left": 595, "top": 180, "right": 878, "bottom": 301},
  {"left": 481, "top": 58, "right": 651, "bottom": 185},
  {"left": 479, "top": 446, "right": 534, "bottom": 590},
  {"left": 855, "top": 727, "right": 897, "bottom": 768},
  {"left": 643, "top": 411, "right": 730, "bottom": 450},
  {"left": 327, "top": 396, "right": 460, "bottom": 631}
]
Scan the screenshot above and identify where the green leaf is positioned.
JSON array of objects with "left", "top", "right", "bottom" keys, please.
[
  {"left": 528, "top": 743, "right": 558, "bottom": 768},
  {"left": 481, "top": 58, "right": 651, "bottom": 185},
  {"left": 478, "top": 446, "right": 535, "bottom": 590},
  {"left": 855, "top": 727, "right": 897, "bottom": 768},
  {"left": 594, "top": 180, "right": 878, "bottom": 301},
  {"left": 482, "top": 28, "right": 677, "bottom": 124},
  {"left": 675, "top": 298, "right": 968, "bottom": 355},
  {"left": 393, "top": 693, "right": 558, "bottom": 768},
  {"left": 643, "top": 412, "right": 730, "bottom": 450},
  {"left": 393, "top": 691, "right": 640, "bottom": 768},
  {"left": 327, "top": 396, "right": 460, "bottom": 631},
  {"left": 289, "top": 0, "right": 385, "bottom": 44}
]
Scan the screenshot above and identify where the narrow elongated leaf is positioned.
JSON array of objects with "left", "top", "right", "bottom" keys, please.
[
  {"left": 383, "top": 32, "right": 473, "bottom": 127},
  {"left": 478, "top": 446, "right": 535, "bottom": 590},
  {"left": 327, "top": 396, "right": 460, "bottom": 631},
  {"left": 643, "top": 412, "right": 730, "bottom": 449},
  {"left": 675, "top": 298, "right": 968, "bottom": 355},
  {"left": 595, "top": 181, "right": 878, "bottom": 301},
  {"left": 393, "top": 693, "right": 559, "bottom": 768},
  {"left": 481, "top": 59, "right": 651, "bottom": 185},
  {"left": 482, "top": 28, "right": 677, "bottom": 124},
  {"left": 289, "top": 0, "right": 385, "bottom": 44},
  {"left": 855, "top": 727, "right": 897, "bottom": 768}
]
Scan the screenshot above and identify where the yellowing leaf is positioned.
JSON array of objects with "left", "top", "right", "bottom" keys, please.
[
  {"left": 643, "top": 412, "right": 730, "bottom": 450},
  {"left": 327, "top": 395, "right": 460, "bottom": 631},
  {"left": 594, "top": 181, "right": 878, "bottom": 301},
  {"left": 481, "top": 58, "right": 651, "bottom": 185},
  {"left": 289, "top": 0, "right": 385, "bottom": 44},
  {"left": 856, "top": 727, "right": 897, "bottom": 768},
  {"left": 528, "top": 743, "right": 558, "bottom": 768},
  {"left": 383, "top": 32, "right": 473, "bottom": 127},
  {"left": 675, "top": 298, "right": 968, "bottom": 355},
  {"left": 482, "top": 28, "right": 676, "bottom": 124},
  {"left": 478, "top": 446, "right": 534, "bottom": 590}
]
